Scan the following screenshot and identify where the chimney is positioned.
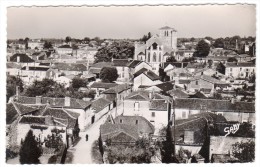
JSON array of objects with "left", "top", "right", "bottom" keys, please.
[
  {"left": 26, "top": 65, "right": 29, "bottom": 71},
  {"left": 17, "top": 56, "right": 20, "bottom": 63},
  {"left": 45, "top": 116, "right": 53, "bottom": 125},
  {"left": 36, "top": 96, "right": 42, "bottom": 104},
  {"left": 65, "top": 96, "right": 70, "bottom": 107},
  {"left": 184, "top": 130, "right": 194, "bottom": 144},
  {"left": 16, "top": 86, "right": 20, "bottom": 96},
  {"left": 181, "top": 62, "right": 183, "bottom": 68}
]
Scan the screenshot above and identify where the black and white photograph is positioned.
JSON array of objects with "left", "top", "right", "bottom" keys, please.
[{"left": 1, "top": 1, "right": 258, "bottom": 165}]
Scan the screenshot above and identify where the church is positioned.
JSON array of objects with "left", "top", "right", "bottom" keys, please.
[{"left": 134, "top": 26, "right": 178, "bottom": 73}]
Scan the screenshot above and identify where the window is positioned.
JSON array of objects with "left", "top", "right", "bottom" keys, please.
[
  {"left": 148, "top": 53, "right": 151, "bottom": 62},
  {"left": 182, "top": 111, "right": 186, "bottom": 118},
  {"left": 136, "top": 120, "right": 138, "bottom": 125},
  {"left": 152, "top": 43, "right": 157, "bottom": 50},
  {"left": 151, "top": 112, "right": 155, "bottom": 117},
  {"left": 153, "top": 52, "right": 157, "bottom": 62},
  {"left": 120, "top": 119, "right": 123, "bottom": 123},
  {"left": 122, "top": 72, "right": 124, "bottom": 78},
  {"left": 230, "top": 68, "right": 232, "bottom": 72},
  {"left": 134, "top": 102, "right": 140, "bottom": 111},
  {"left": 195, "top": 81, "right": 199, "bottom": 85},
  {"left": 159, "top": 53, "right": 161, "bottom": 62}
]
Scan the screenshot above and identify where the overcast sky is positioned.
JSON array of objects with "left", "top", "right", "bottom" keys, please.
[{"left": 7, "top": 4, "right": 256, "bottom": 39}]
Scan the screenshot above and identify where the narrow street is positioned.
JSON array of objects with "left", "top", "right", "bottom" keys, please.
[{"left": 66, "top": 103, "right": 123, "bottom": 164}]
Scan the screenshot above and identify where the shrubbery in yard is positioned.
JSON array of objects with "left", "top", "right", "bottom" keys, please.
[{"left": 19, "top": 130, "right": 42, "bottom": 164}]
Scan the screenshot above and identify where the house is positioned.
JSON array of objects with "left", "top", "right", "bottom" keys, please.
[
  {"left": 52, "top": 63, "right": 88, "bottom": 76},
  {"left": 175, "top": 50, "right": 194, "bottom": 61},
  {"left": 186, "top": 63, "right": 205, "bottom": 73},
  {"left": 133, "top": 68, "right": 162, "bottom": 90},
  {"left": 88, "top": 62, "right": 113, "bottom": 78},
  {"left": 134, "top": 26, "right": 177, "bottom": 73},
  {"left": 123, "top": 91, "right": 151, "bottom": 117},
  {"left": 101, "top": 83, "right": 131, "bottom": 106},
  {"left": 172, "top": 112, "right": 227, "bottom": 156},
  {"left": 55, "top": 75, "right": 75, "bottom": 88},
  {"left": 16, "top": 115, "right": 68, "bottom": 147},
  {"left": 28, "top": 40, "right": 44, "bottom": 50},
  {"left": 187, "top": 75, "right": 230, "bottom": 95},
  {"left": 11, "top": 95, "right": 92, "bottom": 131},
  {"left": 225, "top": 62, "right": 255, "bottom": 79},
  {"left": 174, "top": 98, "right": 255, "bottom": 125},
  {"left": 19, "top": 66, "right": 50, "bottom": 84},
  {"left": 149, "top": 93, "right": 173, "bottom": 133},
  {"left": 163, "top": 62, "right": 191, "bottom": 81},
  {"left": 112, "top": 59, "right": 131, "bottom": 82},
  {"left": 9, "top": 53, "right": 35, "bottom": 67},
  {"left": 90, "top": 82, "right": 118, "bottom": 97},
  {"left": 100, "top": 115, "right": 155, "bottom": 144},
  {"left": 30, "top": 52, "right": 48, "bottom": 61},
  {"left": 90, "top": 97, "right": 113, "bottom": 123},
  {"left": 55, "top": 45, "right": 73, "bottom": 55},
  {"left": 145, "top": 82, "right": 176, "bottom": 93},
  {"left": 6, "top": 62, "right": 21, "bottom": 76}
]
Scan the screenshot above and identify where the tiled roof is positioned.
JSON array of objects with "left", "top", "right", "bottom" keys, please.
[
  {"left": 155, "top": 82, "right": 174, "bottom": 92},
  {"left": 162, "top": 62, "right": 189, "bottom": 69},
  {"left": 91, "top": 98, "right": 112, "bottom": 113},
  {"left": 14, "top": 96, "right": 91, "bottom": 109},
  {"left": 6, "top": 62, "right": 21, "bottom": 69},
  {"left": 150, "top": 99, "right": 168, "bottom": 111},
  {"left": 134, "top": 68, "right": 160, "bottom": 81},
  {"left": 10, "top": 54, "right": 35, "bottom": 63},
  {"left": 19, "top": 115, "right": 55, "bottom": 126},
  {"left": 186, "top": 63, "right": 204, "bottom": 69},
  {"left": 90, "top": 82, "right": 118, "bottom": 89},
  {"left": 53, "top": 63, "right": 87, "bottom": 71},
  {"left": 172, "top": 112, "right": 227, "bottom": 144},
  {"left": 90, "top": 62, "right": 112, "bottom": 68},
  {"left": 112, "top": 59, "right": 131, "bottom": 67},
  {"left": 168, "top": 89, "right": 189, "bottom": 98},
  {"left": 225, "top": 62, "right": 255, "bottom": 67},
  {"left": 175, "top": 98, "right": 255, "bottom": 112},
  {"left": 189, "top": 91, "right": 207, "bottom": 99},
  {"left": 21, "top": 66, "right": 50, "bottom": 71},
  {"left": 114, "top": 115, "right": 155, "bottom": 134},
  {"left": 100, "top": 123, "right": 139, "bottom": 141},
  {"left": 58, "top": 45, "right": 71, "bottom": 48},
  {"left": 88, "top": 68, "right": 101, "bottom": 74},
  {"left": 42, "top": 108, "right": 79, "bottom": 129},
  {"left": 125, "top": 91, "right": 150, "bottom": 101},
  {"left": 13, "top": 102, "right": 39, "bottom": 115},
  {"left": 102, "top": 83, "right": 130, "bottom": 94},
  {"left": 128, "top": 60, "right": 142, "bottom": 68},
  {"left": 6, "top": 103, "right": 19, "bottom": 124}
]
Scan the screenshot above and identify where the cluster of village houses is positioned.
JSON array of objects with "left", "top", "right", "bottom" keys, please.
[{"left": 6, "top": 26, "right": 255, "bottom": 163}]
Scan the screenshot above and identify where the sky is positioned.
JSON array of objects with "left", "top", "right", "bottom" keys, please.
[{"left": 7, "top": 4, "right": 256, "bottom": 39}]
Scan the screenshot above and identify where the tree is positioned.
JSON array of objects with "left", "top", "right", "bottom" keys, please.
[
  {"left": 193, "top": 40, "right": 210, "bottom": 57},
  {"left": 65, "top": 36, "right": 71, "bottom": 43},
  {"left": 19, "top": 130, "right": 42, "bottom": 164},
  {"left": 147, "top": 32, "right": 152, "bottom": 39},
  {"left": 100, "top": 67, "right": 119, "bottom": 83},
  {"left": 190, "top": 37, "right": 195, "bottom": 42},
  {"left": 205, "top": 36, "right": 213, "bottom": 41},
  {"left": 227, "top": 57, "right": 238, "bottom": 63},
  {"left": 232, "top": 140, "right": 255, "bottom": 162},
  {"left": 43, "top": 41, "right": 53, "bottom": 49},
  {"left": 71, "top": 77, "right": 87, "bottom": 90},
  {"left": 161, "top": 124, "right": 176, "bottom": 163},
  {"left": 216, "top": 62, "right": 225, "bottom": 74},
  {"left": 24, "top": 37, "right": 29, "bottom": 50},
  {"left": 7, "top": 75, "right": 24, "bottom": 102},
  {"left": 213, "top": 38, "right": 224, "bottom": 48},
  {"left": 24, "top": 78, "right": 56, "bottom": 97},
  {"left": 166, "top": 56, "right": 177, "bottom": 62}
]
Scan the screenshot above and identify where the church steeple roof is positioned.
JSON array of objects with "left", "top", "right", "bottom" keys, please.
[{"left": 159, "top": 26, "right": 177, "bottom": 32}]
